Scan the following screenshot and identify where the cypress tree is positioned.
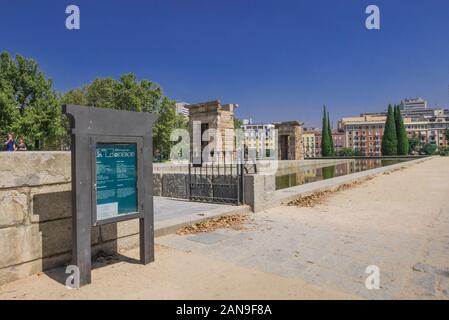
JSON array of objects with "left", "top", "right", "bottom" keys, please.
[
  {"left": 381, "top": 105, "right": 398, "bottom": 156},
  {"left": 327, "top": 112, "right": 334, "bottom": 156},
  {"left": 394, "top": 105, "right": 409, "bottom": 155},
  {"left": 321, "top": 105, "right": 331, "bottom": 157}
]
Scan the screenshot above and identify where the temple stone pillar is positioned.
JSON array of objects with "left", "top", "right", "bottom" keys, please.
[{"left": 188, "top": 100, "right": 237, "bottom": 163}]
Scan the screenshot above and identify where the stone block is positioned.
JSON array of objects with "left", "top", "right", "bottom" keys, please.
[
  {"left": 0, "top": 152, "right": 71, "bottom": 188},
  {"left": 0, "top": 189, "right": 28, "bottom": 227},
  {"left": 0, "top": 224, "right": 41, "bottom": 268},
  {"left": 243, "top": 174, "right": 275, "bottom": 212},
  {"left": 100, "top": 218, "right": 139, "bottom": 242},
  {"left": 93, "top": 234, "right": 139, "bottom": 256},
  {"left": 0, "top": 252, "right": 71, "bottom": 286},
  {"left": 0, "top": 219, "right": 100, "bottom": 268},
  {"left": 39, "top": 219, "right": 73, "bottom": 259},
  {"left": 29, "top": 184, "right": 72, "bottom": 223},
  {"left": 162, "top": 174, "right": 188, "bottom": 198}
]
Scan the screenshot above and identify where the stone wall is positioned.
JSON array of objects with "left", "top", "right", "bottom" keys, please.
[
  {"left": 153, "top": 173, "right": 189, "bottom": 199},
  {"left": 0, "top": 152, "right": 141, "bottom": 286}
]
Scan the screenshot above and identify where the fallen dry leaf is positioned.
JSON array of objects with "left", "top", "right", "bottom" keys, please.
[
  {"left": 176, "top": 214, "right": 250, "bottom": 235},
  {"left": 286, "top": 176, "right": 375, "bottom": 208}
]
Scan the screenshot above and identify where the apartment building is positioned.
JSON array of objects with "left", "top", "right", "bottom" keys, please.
[
  {"left": 408, "top": 117, "right": 449, "bottom": 147},
  {"left": 241, "top": 121, "right": 276, "bottom": 158},
  {"left": 332, "top": 129, "right": 346, "bottom": 154},
  {"left": 338, "top": 115, "right": 386, "bottom": 156},
  {"left": 175, "top": 102, "right": 190, "bottom": 118},
  {"left": 314, "top": 129, "right": 346, "bottom": 157},
  {"left": 339, "top": 114, "right": 449, "bottom": 155}
]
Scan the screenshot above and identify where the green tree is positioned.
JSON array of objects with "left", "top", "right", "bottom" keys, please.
[
  {"left": 422, "top": 143, "right": 437, "bottom": 155},
  {"left": 60, "top": 73, "right": 187, "bottom": 158},
  {"left": 338, "top": 147, "right": 354, "bottom": 157},
  {"left": 445, "top": 129, "right": 449, "bottom": 141},
  {"left": 381, "top": 105, "right": 398, "bottom": 156},
  {"left": 394, "top": 105, "right": 409, "bottom": 155},
  {"left": 59, "top": 88, "right": 87, "bottom": 106},
  {"left": 153, "top": 97, "right": 188, "bottom": 159},
  {"left": 234, "top": 117, "right": 243, "bottom": 129},
  {"left": 327, "top": 112, "right": 334, "bottom": 156},
  {"left": 354, "top": 149, "right": 363, "bottom": 157},
  {"left": 0, "top": 79, "right": 18, "bottom": 138},
  {"left": 408, "top": 136, "right": 421, "bottom": 154},
  {"left": 85, "top": 78, "right": 117, "bottom": 109},
  {"left": 321, "top": 105, "right": 331, "bottom": 157},
  {"left": 0, "top": 52, "right": 65, "bottom": 150},
  {"left": 439, "top": 146, "right": 448, "bottom": 156}
]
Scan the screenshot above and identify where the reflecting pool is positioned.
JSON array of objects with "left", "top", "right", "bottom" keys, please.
[{"left": 275, "top": 159, "right": 409, "bottom": 190}]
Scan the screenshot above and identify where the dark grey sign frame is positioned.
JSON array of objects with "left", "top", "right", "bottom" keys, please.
[{"left": 63, "top": 105, "right": 156, "bottom": 287}]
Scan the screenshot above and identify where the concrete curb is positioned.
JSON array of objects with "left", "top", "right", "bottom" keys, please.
[
  {"left": 260, "top": 156, "right": 435, "bottom": 212},
  {"left": 154, "top": 204, "right": 252, "bottom": 237}
]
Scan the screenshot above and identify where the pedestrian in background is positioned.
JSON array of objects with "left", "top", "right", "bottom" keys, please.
[
  {"left": 17, "top": 138, "right": 27, "bottom": 151},
  {"left": 3, "top": 133, "right": 17, "bottom": 151}
]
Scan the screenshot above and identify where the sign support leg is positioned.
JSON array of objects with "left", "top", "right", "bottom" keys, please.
[{"left": 72, "top": 133, "right": 92, "bottom": 286}]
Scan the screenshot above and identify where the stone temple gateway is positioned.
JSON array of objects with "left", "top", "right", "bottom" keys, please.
[
  {"left": 275, "top": 121, "right": 305, "bottom": 160},
  {"left": 188, "top": 100, "right": 238, "bottom": 163},
  {"left": 187, "top": 101, "right": 305, "bottom": 162}
]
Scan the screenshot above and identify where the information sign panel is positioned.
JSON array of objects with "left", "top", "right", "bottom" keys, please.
[{"left": 96, "top": 143, "right": 138, "bottom": 221}]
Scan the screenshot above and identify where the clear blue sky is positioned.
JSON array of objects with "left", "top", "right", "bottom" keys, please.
[{"left": 1, "top": 0, "right": 448, "bottom": 127}]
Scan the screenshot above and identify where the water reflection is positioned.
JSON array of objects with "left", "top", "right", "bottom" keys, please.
[{"left": 275, "top": 159, "right": 407, "bottom": 190}]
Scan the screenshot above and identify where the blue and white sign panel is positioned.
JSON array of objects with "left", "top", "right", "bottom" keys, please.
[{"left": 95, "top": 143, "right": 138, "bottom": 221}]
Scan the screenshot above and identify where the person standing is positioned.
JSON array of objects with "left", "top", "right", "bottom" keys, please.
[
  {"left": 17, "top": 138, "right": 27, "bottom": 151},
  {"left": 4, "top": 133, "right": 17, "bottom": 151}
]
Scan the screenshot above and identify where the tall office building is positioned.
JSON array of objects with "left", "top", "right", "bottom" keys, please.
[
  {"left": 400, "top": 98, "right": 427, "bottom": 112},
  {"left": 175, "top": 102, "right": 190, "bottom": 118}
]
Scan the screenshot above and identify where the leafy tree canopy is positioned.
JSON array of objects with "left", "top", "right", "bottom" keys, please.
[
  {"left": 422, "top": 143, "right": 437, "bottom": 155},
  {"left": 408, "top": 136, "right": 421, "bottom": 154},
  {"left": 60, "top": 73, "right": 187, "bottom": 158},
  {"left": 0, "top": 51, "right": 64, "bottom": 149},
  {"left": 338, "top": 147, "right": 354, "bottom": 157},
  {"left": 234, "top": 117, "right": 243, "bottom": 129}
]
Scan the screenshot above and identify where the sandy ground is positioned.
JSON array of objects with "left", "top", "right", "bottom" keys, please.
[
  {"left": 0, "top": 244, "right": 350, "bottom": 300},
  {"left": 1, "top": 157, "right": 448, "bottom": 299}
]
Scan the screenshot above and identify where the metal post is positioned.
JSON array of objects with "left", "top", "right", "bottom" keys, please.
[
  {"left": 71, "top": 133, "right": 92, "bottom": 285},
  {"left": 239, "top": 163, "right": 244, "bottom": 204}
]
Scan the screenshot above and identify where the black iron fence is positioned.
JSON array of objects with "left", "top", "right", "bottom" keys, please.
[{"left": 188, "top": 151, "right": 245, "bottom": 205}]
